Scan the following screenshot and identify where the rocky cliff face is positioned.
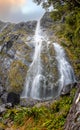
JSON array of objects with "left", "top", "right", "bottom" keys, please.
[
  {"left": 64, "top": 83, "right": 80, "bottom": 130},
  {"left": 0, "top": 12, "right": 76, "bottom": 103},
  {"left": 41, "top": 12, "right": 54, "bottom": 29},
  {"left": 0, "top": 20, "right": 37, "bottom": 103},
  {"left": 0, "top": 12, "right": 55, "bottom": 103}
]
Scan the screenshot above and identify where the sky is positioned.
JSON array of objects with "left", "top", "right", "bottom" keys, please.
[{"left": 0, "top": 0, "right": 45, "bottom": 23}]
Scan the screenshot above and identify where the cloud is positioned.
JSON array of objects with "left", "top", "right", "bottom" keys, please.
[
  {"left": 0, "top": 0, "right": 26, "bottom": 15},
  {"left": 0, "top": 0, "right": 45, "bottom": 23}
]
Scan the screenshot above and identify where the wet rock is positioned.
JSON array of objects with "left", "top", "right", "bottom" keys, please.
[
  {"left": 40, "top": 42, "right": 59, "bottom": 98},
  {"left": 5, "top": 103, "right": 13, "bottom": 109},
  {"left": 61, "top": 82, "right": 77, "bottom": 96},
  {"left": 1, "top": 92, "right": 8, "bottom": 104},
  {"left": 27, "top": 36, "right": 32, "bottom": 42},
  {"left": 7, "top": 92, "right": 20, "bottom": 106},
  {"left": 61, "top": 84, "right": 72, "bottom": 95},
  {"left": 64, "top": 83, "right": 80, "bottom": 130},
  {"left": 41, "top": 12, "right": 54, "bottom": 29},
  {"left": 0, "top": 104, "right": 6, "bottom": 114}
]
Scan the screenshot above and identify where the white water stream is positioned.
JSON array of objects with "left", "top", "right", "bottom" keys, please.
[
  {"left": 22, "top": 17, "right": 76, "bottom": 100},
  {"left": 53, "top": 43, "right": 76, "bottom": 93},
  {"left": 22, "top": 17, "right": 46, "bottom": 99}
]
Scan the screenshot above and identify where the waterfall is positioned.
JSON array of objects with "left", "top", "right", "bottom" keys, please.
[
  {"left": 22, "top": 18, "right": 76, "bottom": 100},
  {"left": 53, "top": 42, "right": 76, "bottom": 93},
  {"left": 22, "top": 17, "right": 45, "bottom": 99}
]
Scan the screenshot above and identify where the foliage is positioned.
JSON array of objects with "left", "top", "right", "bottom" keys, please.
[{"left": 2, "top": 87, "right": 76, "bottom": 130}]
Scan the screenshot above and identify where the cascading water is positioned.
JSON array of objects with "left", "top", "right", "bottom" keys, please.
[
  {"left": 53, "top": 42, "right": 76, "bottom": 93},
  {"left": 22, "top": 16, "right": 76, "bottom": 100},
  {"left": 22, "top": 17, "right": 45, "bottom": 99}
]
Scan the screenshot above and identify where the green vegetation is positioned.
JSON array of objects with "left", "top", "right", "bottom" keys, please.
[
  {"left": 1, "top": 87, "right": 76, "bottom": 130},
  {"left": 34, "top": 0, "right": 80, "bottom": 78},
  {"left": 8, "top": 60, "right": 28, "bottom": 93},
  {"left": 0, "top": 1, "right": 79, "bottom": 130}
]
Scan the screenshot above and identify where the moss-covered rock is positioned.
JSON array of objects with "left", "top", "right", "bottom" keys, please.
[
  {"left": 8, "top": 60, "right": 28, "bottom": 93},
  {"left": 41, "top": 42, "right": 59, "bottom": 85}
]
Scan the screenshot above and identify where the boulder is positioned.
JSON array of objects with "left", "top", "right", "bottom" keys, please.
[
  {"left": 7, "top": 92, "right": 20, "bottom": 106},
  {"left": 0, "top": 104, "right": 6, "bottom": 114},
  {"left": 61, "top": 82, "right": 77, "bottom": 96},
  {"left": 1, "top": 92, "right": 8, "bottom": 104},
  {"left": 61, "top": 84, "right": 72, "bottom": 95},
  {"left": 5, "top": 103, "right": 13, "bottom": 109}
]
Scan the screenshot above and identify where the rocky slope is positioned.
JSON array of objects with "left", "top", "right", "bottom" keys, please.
[
  {"left": 0, "top": 12, "right": 56, "bottom": 104},
  {"left": 0, "top": 20, "right": 37, "bottom": 103}
]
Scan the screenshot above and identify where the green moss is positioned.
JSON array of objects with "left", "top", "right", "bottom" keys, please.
[
  {"left": 8, "top": 60, "right": 28, "bottom": 93},
  {"left": 2, "top": 87, "right": 76, "bottom": 130}
]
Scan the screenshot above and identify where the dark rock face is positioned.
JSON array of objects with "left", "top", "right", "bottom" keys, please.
[
  {"left": 0, "top": 20, "right": 35, "bottom": 96},
  {"left": 40, "top": 12, "right": 54, "bottom": 40},
  {"left": 7, "top": 92, "right": 20, "bottom": 106},
  {"left": 41, "top": 42, "right": 59, "bottom": 98},
  {"left": 61, "top": 84, "right": 72, "bottom": 95},
  {"left": 5, "top": 103, "right": 13, "bottom": 109},
  {"left": 61, "top": 83, "right": 76, "bottom": 96},
  {"left": 1, "top": 92, "right": 8, "bottom": 104},
  {"left": 41, "top": 12, "right": 54, "bottom": 28},
  {"left": 64, "top": 83, "right": 80, "bottom": 130},
  {"left": 1, "top": 34, "right": 19, "bottom": 53},
  {"left": 0, "top": 104, "right": 6, "bottom": 114},
  {"left": 0, "top": 103, "right": 12, "bottom": 114},
  {"left": 14, "top": 21, "right": 37, "bottom": 34}
]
